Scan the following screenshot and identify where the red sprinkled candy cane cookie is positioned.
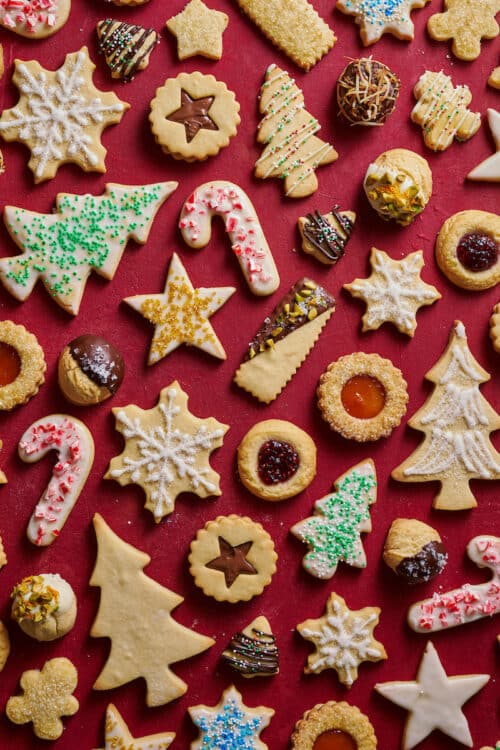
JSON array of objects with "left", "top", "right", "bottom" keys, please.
[
  {"left": 179, "top": 181, "right": 280, "bottom": 296},
  {"left": 407, "top": 535, "right": 500, "bottom": 632},
  {"left": 19, "top": 415, "right": 94, "bottom": 546}
]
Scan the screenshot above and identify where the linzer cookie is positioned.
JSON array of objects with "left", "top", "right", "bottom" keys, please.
[
  {"left": 97, "top": 19, "right": 159, "bottom": 81},
  {"left": 298, "top": 207, "right": 356, "bottom": 265},
  {"left": 58, "top": 335, "right": 124, "bottom": 406},
  {"left": 0, "top": 0, "right": 70, "bottom": 38},
  {"left": 11, "top": 574, "right": 77, "bottom": 641},
  {"left": 235, "top": 0, "right": 335, "bottom": 70},
  {"left": 337, "top": 58, "right": 400, "bottom": 126},
  {"left": 234, "top": 279, "right": 335, "bottom": 404},
  {"left": 291, "top": 701, "right": 377, "bottom": 750},
  {"left": 222, "top": 616, "right": 279, "bottom": 677},
  {"left": 0, "top": 321, "right": 46, "bottom": 411},
  {"left": 256, "top": 65, "right": 338, "bottom": 198},
  {"left": 166, "top": 0, "right": 228, "bottom": 60},
  {"left": 427, "top": 0, "right": 500, "bottom": 60},
  {"left": 468, "top": 109, "right": 500, "bottom": 183},
  {"left": 383, "top": 519, "right": 447, "bottom": 584},
  {"left": 336, "top": 0, "right": 430, "bottom": 44}
]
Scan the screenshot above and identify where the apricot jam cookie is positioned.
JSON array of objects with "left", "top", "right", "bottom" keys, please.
[
  {"left": 0, "top": 321, "right": 45, "bottom": 411},
  {"left": 435, "top": 210, "right": 500, "bottom": 290},
  {"left": 189, "top": 514, "right": 277, "bottom": 602},
  {"left": 237, "top": 420, "right": 316, "bottom": 501},
  {"left": 291, "top": 701, "right": 377, "bottom": 750},
  {"left": 317, "top": 353, "right": 408, "bottom": 442}
]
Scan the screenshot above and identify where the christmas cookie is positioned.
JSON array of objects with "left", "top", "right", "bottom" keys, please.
[
  {"left": 411, "top": 71, "right": 481, "bottom": 151},
  {"left": 291, "top": 701, "right": 377, "bottom": 750},
  {"left": 407, "top": 535, "right": 500, "bottom": 632},
  {"left": 11, "top": 574, "right": 77, "bottom": 641},
  {"left": 58, "top": 334, "right": 124, "bottom": 406},
  {"left": 189, "top": 514, "right": 277, "bottom": 602},
  {"left": 91, "top": 514, "right": 214, "bottom": 706},
  {"left": 427, "top": 0, "right": 500, "bottom": 60},
  {"left": 124, "top": 252, "right": 235, "bottom": 363},
  {"left": 392, "top": 321, "right": 500, "bottom": 510},
  {"left": 97, "top": 19, "right": 159, "bottom": 81},
  {"left": 0, "top": 445, "right": 5, "bottom": 484},
  {"left": 468, "top": 109, "right": 500, "bottom": 182},
  {"left": 491, "top": 303, "right": 500, "bottom": 351},
  {"left": 336, "top": 0, "right": 430, "bottom": 44},
  {"left": 96, "top": 704, "right": 175, "bottom": 750},
  {"left": 489, "top": 66, "right": 500, "bottom": 88},
  {"left": 149, "top": 72, "right": 240, "bottom": 161},
  {"left": 317, "top": 353, "right": 408, "bottom": 442},
  {"left": 375, "top": 641, "right": 489, "bottom": 749},
  {"left": 344, "top": 248, "right": 441, "bottom": 336},
  {"left": 0, "top": 321, "right": 45, "bottom": 411},
  {"left": 189, "top": 684, "right": 274, "bottom": 749},
  {"left": 298, "top": 206, "right": 356, "bottom": 265},
  {"left": 108, "top": 0, "right": 149, "bottom": 5},
  {"left": 364, "top": 148, "right": 432, "bottom": 226},
  {"left": 0, "top": 48, "right": 128, "bottom": 182},
  {"left": 337, "top": 58, "right": 400, "bottom": 126},
  {"left": 435, "top": 210, "right": 500, "bottom": 290},
  {"left": 237, "top": 420, "right": 316, "bottom": 501},
  {"left": 0, "top": 621, "right": 9, "bottom": 672},
  {"left": 0, "top": 182, "right": 176, "bottom": 315},
  {"left": 234, "top": 279, "right": 335, "bottom": 404},
  {"left": 6, "top": 657, "right": 79, "bottom": 740},
  {"left": 291, "top": 460, "right": 377, "bottom": 579},
  {"left": 235, "top": 0, "right": 335, "bottom": 70},
  {"left": 256, "top": 65, "right": 338, "bottom": 198},
  {"left": 105, "top": 382, "right": 228, "bottom": 522},
  {"left": 383, "top": 519, "right": 447, "bottom": 584},
  {"left": 0, "top": 0, "right": 70, "bottom": 38},
  {"left": 0, "top": 533, "right": 6, "bottom": 566},
  {"left": 222, "top": 616, "right": 279, "bottom": 677},
  {"left": 19, "top": 415, "right": 95, "bottom": 546},
  {"left": 166, "top": 0, "right": 228, "bottom": 60}
]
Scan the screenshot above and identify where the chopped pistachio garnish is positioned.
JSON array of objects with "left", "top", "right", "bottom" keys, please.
[{"left": 11, "top": 575, "right": 59, "bottom": 623}]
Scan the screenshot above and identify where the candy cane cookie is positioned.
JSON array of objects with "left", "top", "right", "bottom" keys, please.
[
  {"left": 19, "top": 415, "right": 94, "bottom": 546},
  {"left": 179, "top": 182, "right": 280, "bottom": 296},
  {"left": 407, "top": 535, "right": 500, "bottom": 632}
]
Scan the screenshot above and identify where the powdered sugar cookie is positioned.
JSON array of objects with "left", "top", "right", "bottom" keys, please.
[
  {"left": 11, "top": 574, "right": 77, "bottom": 641},
  {"left": 0, "top": 321, "right": 45, "bottom": 411},
  {"left": 0, "top": 0, "right": 70, "bottom": 38},
  {"left": 97, "top": 20, "right": 159, "bottom": 81},
  {"left": 166, "top": 0, "right": 228, "bottom": 60},
  {"left": 427, "top": 0, "right": 500, "bottom": 60},
  {"left": 336, "top": 0, "right": 431, "bottom": 45},
  {"left": 291, "top": 701, "right": 377, "bottom": 750}
]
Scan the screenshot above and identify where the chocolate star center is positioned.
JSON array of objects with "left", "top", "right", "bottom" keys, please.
[
  {"left": 166, "top": 90, "right": 218, "bottom": 143},
  {"left": 206, "top": 537, "right": 257, "bottom": 587}
]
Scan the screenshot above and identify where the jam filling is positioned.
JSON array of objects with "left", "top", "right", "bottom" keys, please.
[
  {"left": 313, "top": 729, "right": 358, "bottom": 750},
  {"left": 341, "top": 375, "right": 386, "bottom": 419},
  {"left": 456, "top": 232, "right": 498, "bottom": 272},
  {"left": 0, "top": 342, "right": 21, "bottom": 387},
  {"left": 257, "top": 439, "right": 299, "bottom": 485}
]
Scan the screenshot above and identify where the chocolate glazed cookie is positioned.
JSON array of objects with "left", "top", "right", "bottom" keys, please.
[{"left": 58, "top": 334, "right": 124, "bottom": 406}]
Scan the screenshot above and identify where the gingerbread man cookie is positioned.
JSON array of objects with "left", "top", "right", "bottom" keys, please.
[{"left": 427, "top": 0, "right": 500, "bottom": 60}]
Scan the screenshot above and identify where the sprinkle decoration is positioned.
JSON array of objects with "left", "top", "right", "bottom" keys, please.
[
  {"left": 223, "top": 627, "right": 279, "bottom": 676},
  {"left": 97, "top": 19, "right": 159, "bottom": 82}
]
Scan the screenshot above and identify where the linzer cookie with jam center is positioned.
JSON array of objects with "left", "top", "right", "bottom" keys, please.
[
  {"left": 58, "top": 335, "right": 124, "bottom": 406},
  {"left": 234, "top": 279, "right": 335, "bottom": 404},
  {"left": 97, "top": 19, "right": 159, "bottom": 81},
  {"left": 222, "top": 616, "right": 279, "bottom": 677},
  {"left": 298, "top": 206, "right": 356, "bottom": 265}
]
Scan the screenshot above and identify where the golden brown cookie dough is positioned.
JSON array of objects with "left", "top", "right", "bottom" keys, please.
[
  {"left": 11, "top": 574, "right": 77, "bottom": 641},
  {"left": 291, "top": 701, "right": 377, "bottom": 750},
  {"left": 189, "top": 514, "right": 277, "bottom": 602},
  {"left": 58, "top": 334, "right": 124, "bottom": 406},
  {"left": 435, "top": 210, "right": 500, "bottom": 290},
  {"left": 317, "top": 352, "right": 408, "bottom": 442},
  {"left": 0, "top": 621, "right": 10, "bottom": 672},
  {"left": 490, "top": 303, "right": 500, "bottom": 352},
  {"left": 237, "top": 420, "right": 316, "bottom": 501},
  {"left": 383, "top": 519, "right": 447, "bottom": 584},
  {"left": 0, "top": 321, "right": 46, "bottom": 411}
]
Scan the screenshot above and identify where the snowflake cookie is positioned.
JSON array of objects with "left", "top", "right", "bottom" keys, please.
[
  {"left": 344, "top": 248, "right": 441, "bottom": 337},
  {"left": 297, "top": 593, "right": 387, "bottom": 687},
  {"left": 427, "top": 0, "right": 500, "bottom": 61},
  {"left": 336, "top": 0, "right": 431, "bottom": 45},
  {"left": 97, "top": 703, "right": 175, "bottom": 749},
  {"left": 189, "top": 684, "right": 274, "bottom": 750},
  {"left": 0, "top": 47, "right": 129, "bottom": 182},
  {"left": 105, "top": 382, "right": 229, "bottom": 522}
]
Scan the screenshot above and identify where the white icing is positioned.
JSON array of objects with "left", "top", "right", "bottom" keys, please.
[
  {"left": 468, "top": 109, "right": 500, "bottom": 182},
  {"left": 103, "top": 704, "right": 174, "bottom": 749}
]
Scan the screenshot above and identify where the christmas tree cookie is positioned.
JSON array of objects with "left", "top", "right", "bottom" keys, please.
[
  {"left": 222, "top": 616, "right": 279, "bottom": 677},
  {"left": 97, "top": 19, "right": 159, "bottom": 81}
]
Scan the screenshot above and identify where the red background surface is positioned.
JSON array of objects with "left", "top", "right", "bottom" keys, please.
[{"left": 0, "top": 0, "right": 499, "bottom": 747}]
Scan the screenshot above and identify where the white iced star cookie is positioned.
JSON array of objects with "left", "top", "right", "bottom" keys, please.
[
  {"left": 375, "top": 641, "right": 489, "bottom": 749},
  {"left": 344, "top": 248, "right": 441, "bottom": 337},
  {"left": 189, "top": 684, "right": 274, "bottom": 750},
  {"left": 124, "top": 252, "right": 235, "bottom": 364},
  {"left": 336, "top": 0, "right": 431, "bottom": 45},
  {"left": 468, "top": 109, "right": 500, "bottom": 182},
  {"left": 96, "top": 704, "right": 175, "bottom": 749}
]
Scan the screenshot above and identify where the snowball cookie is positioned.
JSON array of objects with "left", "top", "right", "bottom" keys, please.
[
  {"left": 58, "top": 334, "right": 124, "bottom": 405},
  {"left": 11, "top": 574, "right": 77, "bottom": 641},
  {"left": 383, "top": 519, "right": 447, "bottom": 584},
  {"left": 237, "top": 419, "right": 316, "bottom": 501}
]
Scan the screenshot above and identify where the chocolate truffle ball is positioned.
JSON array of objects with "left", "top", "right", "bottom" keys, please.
[
  {"left": 383, "top": 518, "right": 447, "bottom": 584},
  {"left": 337, "top": 58, "right": 400, "bottom": 126},
  {"left": 58, "top": 334, "right": 124, "bottom": 406}
]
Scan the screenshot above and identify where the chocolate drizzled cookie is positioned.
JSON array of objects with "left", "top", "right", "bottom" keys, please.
[
  {"left": 299, "top": 207, "right": 355, "bottom": 265},
  {"left": 97, "top": 19, "right": 159, "bottom": 81}
]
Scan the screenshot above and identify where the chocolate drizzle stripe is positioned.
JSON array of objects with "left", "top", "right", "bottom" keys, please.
[
  {"left": 223, "top": 629, "right": 279, "bottom": 675},
  {"left": 303, "top": 207, "right": 354, "bottom": 262}
]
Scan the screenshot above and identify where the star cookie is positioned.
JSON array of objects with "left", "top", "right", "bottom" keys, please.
[
  {"left": 189, "top": 684, "right": 274, "bottom": 749},
  {"left": 336, "top": 0, "right": 431, "bottom": 45},
  {"left": 166, "top": 0, "right": 228, "bottom": 60},
  {"left": 297, "top": 593, "right": 387, "bottom": 688},
  {"left": 375, "top": 641, "right": 489, "bottom": 749},
  {"left": 344, "top": 248, "right": 441, "bottom": 337},
  {"left": 97, "top": 704, "right": 175, "bottom": 749},
  {"left": 124, "top": 252, "right": 235, "bottom": 364},
  {"left": 427, "top": 0, "right": 500, "bottom": 60},
  {"left": 0, "top": 48, "right": 129, "bottom": 183},
  {"left": 468, "top": 109, "right": 500, "bottom": 182},
  {"left": 105, "top": 382, "right": 228, "bottom": 522}
]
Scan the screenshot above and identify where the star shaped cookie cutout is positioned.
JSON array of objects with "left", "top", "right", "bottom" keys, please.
[
  {"left": 468, "top": 109, "right": 500, "bottom": 182},
  {"left": 166, "top": 91, "right": 218, "bottom": 142},
  {"left": 97, "top": 704, "right": 175, "bottom": 749},
  {"left": 189, "top": 684, "right": 274, "bottom": 750},
  {"left": 375, "top": 641, "right": 489, "bottom": 749},
  {"left": 336, "top": 0, "right": 430, "bottom": 45},
  {"left": 124, "top": 252, "right": 235, "bottom": 364},
  {"left": 166, "top": 0, "right": 228, "bottom": 60},
  {"left": 297, "top": 592, "right": 387, "bottom": 688},
  {"left": 344, "top": 248, "right": 441, "bottom": 337},
  {"left": 206, "top": 537, "right": 257, "bottom": 587}
]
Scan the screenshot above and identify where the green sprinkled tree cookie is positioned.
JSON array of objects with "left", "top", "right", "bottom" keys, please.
[{"left": 290, "top": 460, "right": 377, "bottom": 579}]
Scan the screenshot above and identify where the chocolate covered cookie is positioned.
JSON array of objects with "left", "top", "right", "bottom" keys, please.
[
  {"left": 58, "top": 335, "right": 124, "bottom": 406},
  {"left": 383, "top": 518, "right": 447, "bottom": 584}
]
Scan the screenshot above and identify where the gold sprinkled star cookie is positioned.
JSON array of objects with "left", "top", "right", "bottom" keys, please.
[
  {"left": 166, "top": 0, "right": 228, "bottom": 60},
  {"left": 336, "top": 0, "right": 431, "bottom": 45},
  {"left": 344, "top": 248, "right": 441, "bottom": 337},
  {"left": 468, "top": 109, "right": 500, "bottom": 182},
  {"left": 97, "top": 704, "right": 175, "bottom": 750},
  {"left": 124, "top": 252, "right": 235, "bottom": 364}
]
